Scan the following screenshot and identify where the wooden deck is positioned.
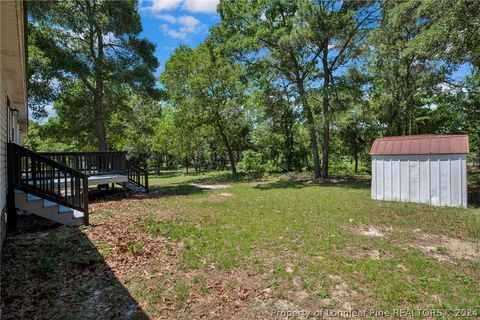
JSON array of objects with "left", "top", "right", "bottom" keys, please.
[
  {"left": 8, "top": 143, "right": 149, "bottom": 229},
  {"left": 87, "top": 174, "right": 128, "bottom": 186}
]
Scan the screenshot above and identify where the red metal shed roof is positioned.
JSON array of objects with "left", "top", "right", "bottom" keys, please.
[{"left": 370, "top": 134, "right": 469, "bottom": 155}]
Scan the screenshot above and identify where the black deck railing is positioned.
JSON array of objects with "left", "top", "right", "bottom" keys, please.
[
  {"left": 41, "top": 150, "right": 149, "bottom": 192},
  {"left": 40, "top": 151, "right": 127, "bottom": 176},
  {"left": 7, "top": 143, "right": 89, "bottom": 228},
  {"left": 127, "top": 163, "right": 149, "bottom": 193},
  {"left": 6, "top": 146, "right": 149, "bottom": 231}
]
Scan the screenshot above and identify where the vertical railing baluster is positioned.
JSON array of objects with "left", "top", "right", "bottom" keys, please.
[{"left": 83, "top": 175, "right": 89, "bottom": 225}]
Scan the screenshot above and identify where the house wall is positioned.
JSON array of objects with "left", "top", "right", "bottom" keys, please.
[
  {"left": 0, "top": 71, "right": 8, "bottom": 249},
  {"left": 0, "top": 70, "right": 24, "bottom": 251},
  {"left": 0, "top": 0, "right": 27, "bottom": 251},
  {"left": 371, "top": 154, "right": 468, "bottom": 208}
]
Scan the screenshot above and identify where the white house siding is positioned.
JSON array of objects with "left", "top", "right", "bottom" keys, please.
[
  {"left": 372, "top": 154, "right": 467, "bottom": 208},
  {"left": 0, "top": 71, "right": 8, "bottom": 248}
]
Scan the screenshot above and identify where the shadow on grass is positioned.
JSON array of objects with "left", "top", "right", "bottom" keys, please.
[
  {"left": 1, "top": 215, "right": 149, "bottom": 320},
  {"left": 150, "top": 170, "right": 184, "bottom": 179},
  {"left": 255, "top": 177, "right": 371, "bottom": 190},
  {"left": 183, "top": 171, "right": 270, "bottom": 185},
  {"left": 150, "top": 184, "right": 207, "bottom": 197},
  {"left": 87, "top": 184, "right": 207, "bottom": 203}
]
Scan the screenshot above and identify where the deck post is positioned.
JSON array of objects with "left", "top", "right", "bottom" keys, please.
[
  {"left": 83, "top": 175, "right": 89, "bottom": 225},
  {"left": 122, "top": 182, "right": 127, "bottom": 198},
  {"left": 145, "top": 167, "right": 149, "bottom": 193}
]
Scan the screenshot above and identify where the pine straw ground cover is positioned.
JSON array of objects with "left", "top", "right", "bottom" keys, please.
[{"left": 1, "top": 170, "right": 479, "bottom": 319}]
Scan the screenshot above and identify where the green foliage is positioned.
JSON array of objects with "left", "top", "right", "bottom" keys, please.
[
  {"left": 238, "top": 150, "right": 265, "bottom": 173},
  {"left": 173, "top": 280, "right": 189, "bottom": 305},
  {"left": 127, "top": 240, "right": 144, "bottom": 254},
  {"left": 28, "top": 0, "right": 158, "bottom": 150},
  {"left": 139, "top": 217, "right": 197, "bottom": 240},
  {"left": 161, "top": 41, "right": 250, "bottom": 175},
  {"left": 34, "top": 255, "right": 55, "bottom": 276},
  {"left": 27, "top": 0, "right": 480, "bottom": 176}
]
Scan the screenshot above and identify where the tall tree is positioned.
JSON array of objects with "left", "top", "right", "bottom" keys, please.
[
  {"left": 218, "top": 0, "right": 324, "bottom": 178},
  {"left": 369, "top": 0, "right": 448, "bottom": 135},
  {"left": 252, "top": 80, "right": 300, "bottom": 172},
  {"left": 28, "top": 0, "right": 158, "bottom": 150},
  {"left": 161, "top": 42, "right": 248, "bottom": 176},
  {"left": 302, "top": 0, "right": 380, "bottom": 178},
  {"left": 392, "top": 0, "right": 480, "bottom": 81},
  {"left": 383, "top": 0, "right": 480, "bottom": 152}
]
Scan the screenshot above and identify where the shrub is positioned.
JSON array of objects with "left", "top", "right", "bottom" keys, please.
[{"left": 238, "top": 150, "right": 265, "bottom": 172}]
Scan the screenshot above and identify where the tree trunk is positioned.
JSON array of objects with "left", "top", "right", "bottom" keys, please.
[
  {"left": 286, "top": 131, "right": 293, "bottom": 172},
  {"left": 298, "top": 81, "right": 321, "bottom": 179},
  {"left": 94, "top": 24, "right": 107, "bottom": 151},
  {"left": 93, "top": 91, "right": 107, "bottom": 151},
  {"left": 321, "top": 50, "right": 330, "bottom": 179},
  {"left": 154, "top": 151, "right": 160, "bottom": 175},
  {"left": 354, "top": 144, "right": 358, "bottom": 173},
  {"left": 284, "top": 108, "right": 294, "bottom": 172},
  {"left": 215, "top": 115, "right": 237, "bottom": 176}
]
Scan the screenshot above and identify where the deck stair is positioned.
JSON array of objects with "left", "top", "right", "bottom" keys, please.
[
  {"left": 7, "top": 143, "right": 149, "bottom": 230},
  {"left": 125, "top": 182, "right": 146, "bottom": 193},
  {"left": 15, "top": 189, "right": 84, "bottom": 226}
]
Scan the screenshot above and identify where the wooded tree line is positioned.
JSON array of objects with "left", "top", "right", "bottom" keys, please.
[{"left": 27, "top": 0, "right": 480, "bottom": 178}]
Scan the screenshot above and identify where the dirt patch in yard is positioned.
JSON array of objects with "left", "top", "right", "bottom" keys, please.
[
  {"left": 259, "top": 274, "right": 362, "bottom": 317},
  {"left": 346, "top": 247, "right": 392, "bottom": 261},
  {"left": 408, "top": 231, "right": 480, "bottom": 262},
  {"left": 190, "top": 183, "right": 232, "bottom": 189},
  {"left": 348, "top": 225, "right": 393, "bottom": 238}
]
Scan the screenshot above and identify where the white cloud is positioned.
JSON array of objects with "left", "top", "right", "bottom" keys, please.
[
  {"left": 160, "top": 24, "right": 188, "bottom": 39},
  {"left": 141, "top": 0, "right": 213, "bottom": 39},
  {"left": 181, "top": 0, "right": 219, "bottom": 13},
  {"left": 155, "top": 14, "right": 177, "bottom": 23},
  {"left": 177, "top": 15, "right": 200, "bottom": 29},
  {"left": 142, "top": 0, "right": 219, "bottom": 14},
  {"left": 146, "top": 0, "right": 183, "bottom": 12},
  {"left": 159, "top": 15, "right": 206, "bottom": 39}
]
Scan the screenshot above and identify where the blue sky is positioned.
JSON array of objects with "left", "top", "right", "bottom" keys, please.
[
  {"left": 139, "top": 0, "right": 220, "bottom": 79},
  {"left": 138, "top": 0, "right": 472, "bottom": 85},
  {"left": 35, "top": 0, "right": 473, "bottom": 120},
  {"left": 36, "top": 0, "right": 220, "bottom": 120}
]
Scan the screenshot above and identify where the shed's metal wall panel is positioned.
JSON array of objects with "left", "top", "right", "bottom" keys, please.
[
  {"left": 384, "top": 159, "right": 392, "bottom": 200},
  {"left": 400, "top": 160, "right": 409, "bottom": 202},
  {"left": 430, "top": 159, "right": 439, "bottom": 205},
  {"left": 391, "top": 159, "right": 400, "bottom": 201},
  {"left": 371, "top": 155, "right": 467, "bottom": 208},
  {"left": 440, "top": 159, "right": 450, "bottom": 206}
]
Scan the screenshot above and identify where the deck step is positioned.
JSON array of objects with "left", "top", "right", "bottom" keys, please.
[
  {"left": 43, "top": 200, "right": 57, "bottom": 208},
  {"left": 15, "top": 192, "right": 83, "bottom": 226},
  {"left": 58, "top": 205, "right": 73, "bottom": 214},
  {"left": 26, "top": 194, "right": 41, "bottom": 202},
  {"left": 72, "top": 210, "right": 84, "bottom": 219},
  {"left": 126, "top": 182, "right": 145, "bottom": 193}
]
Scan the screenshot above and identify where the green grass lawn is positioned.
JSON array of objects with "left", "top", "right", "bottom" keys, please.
[{"left": 2, "top": 169, "right": 479, "bottom": 319}]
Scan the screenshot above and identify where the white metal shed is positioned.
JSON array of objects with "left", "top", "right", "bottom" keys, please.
[{"left": 370, "top": 135, "right": 469, "bottom": 208}]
